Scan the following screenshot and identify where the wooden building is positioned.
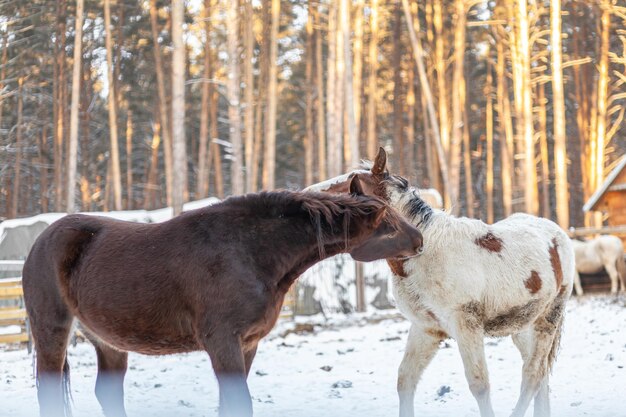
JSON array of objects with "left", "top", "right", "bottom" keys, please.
[{"left": 584, "top": 156, "right": 626, "bottom": 244}]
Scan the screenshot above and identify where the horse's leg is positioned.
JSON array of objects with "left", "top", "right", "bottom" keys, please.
[
  {"left": 513, "top": 330, "right": 550, "bottom": 417},
  {"left": 573, "top": 270, "right": 584, "bottom": 296},
  {"left": 455, "top": 327, "right": 495, "bottom": 417},
  {"left": 27, "top": 286, "right": 74, "bottom": 417},
  {"left": 87, "top": 335, "right": 128, "bottom": 417},
  {"left": 202, "top": 331, "right": 252, "bottom": 417},
  {"left": 510, "top": 311, "right": 563, "bottom": 417},
  {"left": 605, "top": 261, "right": 619, "bottom": 294},
  {"left": 397, "top": 323, "right": 441, "bottom": 417}
]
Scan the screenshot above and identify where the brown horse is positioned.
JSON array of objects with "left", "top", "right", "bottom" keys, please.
[{"left": 23, "top": 177, "right": 423, "bottom": 417}]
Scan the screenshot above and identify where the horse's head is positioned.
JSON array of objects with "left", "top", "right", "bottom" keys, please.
[
  {"left": 345, "top": 176, "right": 423, "bottom": 262},
  {"left": 305, "top": 147, "right": 410, "bottom": 206}
]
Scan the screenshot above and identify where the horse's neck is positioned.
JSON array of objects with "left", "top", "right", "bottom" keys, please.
[{"left": 272, "top": 223, "right": 348, "bottom": 292}]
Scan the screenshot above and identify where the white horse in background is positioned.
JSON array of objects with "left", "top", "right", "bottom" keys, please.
[
  {"left": 571, "top": 235, "right": 626, "bottom": 295},
  {"left": 307, "top": 148, "right": 575, "bottom": 417}
]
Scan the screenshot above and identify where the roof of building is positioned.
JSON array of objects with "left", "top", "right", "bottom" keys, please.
[{"left": 584, "top": 156, "right": 626, "bottom": 212}]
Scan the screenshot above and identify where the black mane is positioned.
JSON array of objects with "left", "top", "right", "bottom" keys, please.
[{"left": 404, "top": 189, "right": 434, "bottom": 228}]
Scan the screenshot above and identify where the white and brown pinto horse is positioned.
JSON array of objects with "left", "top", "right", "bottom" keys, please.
[
  {"left": 571, "top": 235, "right": 626, "bottom": 295},
  {"left": 306, "top": 148, "right": 575, "bottom": 417}
]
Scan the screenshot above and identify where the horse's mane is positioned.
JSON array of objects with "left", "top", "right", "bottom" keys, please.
[
  {"left": 226, "top": 190, "right": 392, "bottom": 258},
  {"left": 403, "top": 188, "right": 434, "bottom": 228}
]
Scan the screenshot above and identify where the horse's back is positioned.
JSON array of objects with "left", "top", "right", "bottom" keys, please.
[
  {"left": 22, "top": 215, "right": 115, "bottom": 303},
  {"left": 492, "top": 213, "right": 575, "bottom": 291}
]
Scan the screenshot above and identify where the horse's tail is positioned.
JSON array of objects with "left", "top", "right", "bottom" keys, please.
[
  {"left": 62, "top": 357, "right": 73, "bottom": 417},
  {"left": 616, "top": 252, "right": 626, "bottom": 291},
  {"left": 547, "top": 313, "right": 564, "bottom": 374}
]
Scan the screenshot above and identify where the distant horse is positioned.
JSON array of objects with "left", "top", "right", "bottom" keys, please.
[
  {"left": 22, "top": 179, "right": 424, "bottom": 417},
  {"left": 571, "top": 235, "right": 626, "bottom": 295},
  {"left": 307, "top": 148, "right": 575, "bottom": 417}
]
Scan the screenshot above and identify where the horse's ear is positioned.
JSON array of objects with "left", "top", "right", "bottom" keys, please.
[
  {"left": 349, "top": 174, "right": 364, "bottom": 196},
  {"left": 372, "top": 147, "right": 387, "bottom": 175}
]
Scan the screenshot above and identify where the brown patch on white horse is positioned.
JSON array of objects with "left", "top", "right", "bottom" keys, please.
[
  {"left": 425, "top": 328, "right": 448, "bottom": 340},
  {"left": 474, "top": 232, "right": 503, "bottom": 253},
  {"left": 387, "top": 258, "right": 408, "bottom": 278},
  {"left": 525, "top": 271, "right": 542, "bottom": 294},
  {"left": 549, "top": 238, "right": 563, "bottom": 290}
]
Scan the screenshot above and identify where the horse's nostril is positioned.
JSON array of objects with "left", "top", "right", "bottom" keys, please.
[{"left": 417, "top": 246, "right": 424, "bottom": 254}]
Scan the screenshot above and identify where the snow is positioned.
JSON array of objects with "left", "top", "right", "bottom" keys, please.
[{"left": 1, "top": 295, "right": 625, "bottom": 417}]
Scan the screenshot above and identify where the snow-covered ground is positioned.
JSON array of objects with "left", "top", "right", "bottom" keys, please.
[{"left": 0, "top": 295, "right": 624, "bottom": 417}]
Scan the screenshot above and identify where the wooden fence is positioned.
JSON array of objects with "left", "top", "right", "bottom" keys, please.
[
  {"left": 0, "top": 260, "right": 31, "bottom": 351},
  {"left": 567, "top": 225, "right": 626, "bottom": 238}
]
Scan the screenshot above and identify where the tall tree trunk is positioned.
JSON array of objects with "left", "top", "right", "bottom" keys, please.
[
  {"left": 10, "top": 78, "right": 23, "bottom": 218},
  {"left": 366, "top": 0, "right": 378, "bottom": 160},
  {"left": 402, "top": 0, "right": 452, "bottom": 207},
  {"left": 342, "top": 0, "right": 358, "bottom": 169},
  {"left": 335, "top": 0, "right": 345, "bottom": 173},
  {"left": 518, "top": 0, "right": 537, "bottom": 215},
  {"left": 433, "top": 0, "right": 449, "bottom": 157},
  {"left": 244, "top": 0, "right": 255, "bottom": 192},
  {"left": 406, "top": 61, "right": 415, "bottom": 181},
  {"left": 145, "top": 119, "right": 161, "bottom": 209},
  {"left": 353, "top": 0, "right": 364, "bottom": 148},
  {"left": 496, "top": 39, "right": 513, "bottom": 217},
  {"left": 40, "top": 126, "right": 49, "bottom": 213},
  {"left": 461, "top": 76, "right": 473, "bottom": 218},
  {"left": 485, "top": 60, "right": 493, "bottom": 223},
  {"left": 197, "top": 0, "right": 213, "bottom": 198},
  {"left": 54, "top": 0, "right": 67, "bottom": 212},
  {"left": 592, "top": 5, "right": 610, "bottom": 226},
  {"left": 171, "top": 0, "right": 188, "bottom": 213},
  {"left": 550, "top": 0, "right": 568, "bottom": 227},
  {"left": 0, "top": 35, "right": 7, "bottom": 134},
  {"left": 449, "top": 0, "right": 466, "bottom": 216},
  {"left": 263, "top": 0, "right": 280, "bottom": 189},
  {"left": 227, "top": 0, "right": 244, "bottom": 195},
  {"left": 104, "top": 0, "right": 123, "bottom": 211},
  {"left": 304, "top": 0, "right": 314, "bottom": 186},
  {"left": 326, "top": 0, "right": 338, "bottom": 177},
  {"left": 253, "top": 1, "right": 270, "bottom": 191},
  {"left": 125, "top": 110, "right": 133, "bottom": 209},
  {"left": 314, "top": 4, "right": 326, "bottom": 180},
  {"left": 67, "top": 0, "right": 84, "bottom": 213},
  {"left": 392, "top": 4, "right": 404, "bottom": 175},
  {"left": 538, "top": 82, "right": 550, "bottom": 219},
  {"left": 210, "top": 88, "right": 224, "bottom": 198},
  {"left": 149, "top": 0, "right": 173, "bottom": 206}
]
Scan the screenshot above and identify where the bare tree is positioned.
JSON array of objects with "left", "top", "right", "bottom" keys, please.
[
  {"left": 366, "top": 0, "right": 378, "bottom": 159},
  {"left": 67, "top": 0, "right": 84, "bottom": 213},
  {"left": 342, "top": 0, "right": 358, "bottom": 168},
  {"left": 263, "top": 0, "right": 280, "bottom": 189},
  {"left": 227, "top": 0, "right": 244, "bottom": 194},
  {"left": 244, "top": 0, "right": 255, "bottom": 193},
  {"left": 304, "top": 0, "right": 314, "bottom": 185},
  {"left": 314, "top": 4, "right": 326, "bottom": 180},
  {"left": 197, "top": 0, "right": 213, "bottom": 198},
  {"left": 10, "top": 78, "right": 23, "bottom": 218},
  {"left": 150, "top": 0, "right": 173, "bottom": 206},
  {"left": 551, "top": 0, "right": 568, "bottom": 227},
  {"left": 104, "top": 0, "right": 122, "bottom": 211},
  {"left": 449, "top": 0, "right": 467, "bottom": 216}
]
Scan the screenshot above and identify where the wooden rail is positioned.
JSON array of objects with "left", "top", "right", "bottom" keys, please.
[
  {"left": 567, "top": 225, "right": 626, "bottom": 238},
  {"left": 0, "top": 262, "right": 31, "bottom": 350}
]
